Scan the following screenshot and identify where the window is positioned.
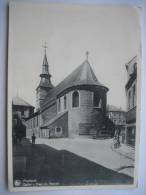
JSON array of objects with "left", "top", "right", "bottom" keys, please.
[
  {"left": 31, "top": 120, "right": 33, "bottom": 129},
  {"left": 64, "top": 95, "right": 67, "bottom": 110},
  {"left": 37, "top": 116, "right": 38, "bottom": 127},
  {"left": 133, "top": 63, "right": 137, "bottom": 73},
  {"left": 128, "top": 90, "right": 131, "bottom": 109},
  {"left": 56, "top": 127, "right": 62, "bottom": 132},
  {"left": 133, "top": 85, "right": 136, "bottom": 107},
  {"left": 94, "top": 92, "right": 101, "bottom": 107},
  {"left": 28, "top": 121, "right": 30, "bottom": 129},
  {"left": 21, "top": 110, "right": 24, "bottom": 116},
  {"left": 33, "top": 118, "right": 35, "bottom": 128},
  {"left": 72, "top": 91, "right": 79, "bottom": 108},
  {"left": 58, "top": 98, "right": 61, "bottom": 112}
]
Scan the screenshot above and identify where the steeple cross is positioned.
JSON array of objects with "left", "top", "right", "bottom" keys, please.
[
  {"left": 86, "top": 51, "right": 89, "bottom": 61},
  {"left": 43, "top": 41, "right": 47, "bottom": 54}
]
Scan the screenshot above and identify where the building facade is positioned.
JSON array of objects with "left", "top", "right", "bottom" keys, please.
[
  {"left": 125, "top": 56, "right": 137, "bottom": 146},
  {"left": 12, "top": 96, "right": 34, "bottom": 141},
  {"left": 106, "top": 105, "right": 126, "bottom": 143},
  {"left": 26, "top": 51, "right": 116, "bottom": 139},
  {"left": 26, "top": 111, "right": 40, "bottom": 138}
]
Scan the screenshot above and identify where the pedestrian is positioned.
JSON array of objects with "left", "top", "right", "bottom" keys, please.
[
  {"left": 113, "top": 128, "right": 121, "bottom": 148},
  {"left": 32, "top": 133, "right": 36, "bottom": 146}
]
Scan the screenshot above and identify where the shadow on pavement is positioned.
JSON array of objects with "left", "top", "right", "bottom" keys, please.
[{"left": 13, "top": 138, "right": 133, "bottom": 187}]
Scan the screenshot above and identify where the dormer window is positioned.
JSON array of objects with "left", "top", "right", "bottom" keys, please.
[{"left": 72, "top": 91, "right": 79, "bottom": 108}]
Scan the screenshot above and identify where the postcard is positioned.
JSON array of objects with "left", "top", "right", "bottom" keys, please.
[{"left": 7, "top": 1, "right": 141, "bottom": 191}]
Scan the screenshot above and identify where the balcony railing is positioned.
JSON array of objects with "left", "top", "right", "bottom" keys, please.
[{"left": 126, "top": 106, "right": 136, "bottom": 123}]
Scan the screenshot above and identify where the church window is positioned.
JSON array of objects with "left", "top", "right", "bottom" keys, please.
[
  {"left": 72, "top": 91, "right": 79, "bottom": 108},
  {"left": 64, "top": 95, "right": 67, "bottom": 110},
  {"left": 94, "top": 92, "right": 101, "bottom": 107}
]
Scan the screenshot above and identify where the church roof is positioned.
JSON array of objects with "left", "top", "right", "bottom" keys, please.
[
  {"left": 12, "top": 96, "right": 34, "bottom": 108},
  {"left": 42, "top": 59, "right": 108, "bottom": 107}
]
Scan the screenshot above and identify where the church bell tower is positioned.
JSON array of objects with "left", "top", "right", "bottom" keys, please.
[{"left": 36, "top": 43, "right": 53, "bottom": 110}]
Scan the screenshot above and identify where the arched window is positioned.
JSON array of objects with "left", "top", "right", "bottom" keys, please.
[
  {"left": 64, "top": 95, "right": 67, "bottom": 109},
  {"left": 72, "top": 91, "right": 79, "bottom": 108},
  {"left": 94, "top": 92, "right": 101, "bottom": 107}
]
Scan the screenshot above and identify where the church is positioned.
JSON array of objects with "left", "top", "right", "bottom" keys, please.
[{"left": 26, "top": 48, "right": 114, "bottom": 139}]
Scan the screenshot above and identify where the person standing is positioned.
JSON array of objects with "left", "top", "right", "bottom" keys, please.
[{"left": 31, "top": 133, "right": 36, "bottom": 146}]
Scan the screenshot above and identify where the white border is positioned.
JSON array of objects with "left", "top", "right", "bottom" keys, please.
[{"left": 0, "top": 0, "right": 145, "bottom": 194}]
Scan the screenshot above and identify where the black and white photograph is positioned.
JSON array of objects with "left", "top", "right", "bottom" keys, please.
[{"left": 7, "top": 2, "right": 141, "bottom": 191}]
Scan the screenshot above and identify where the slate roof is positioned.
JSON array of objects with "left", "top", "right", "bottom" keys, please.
[
  {"left": 12, "top": 96, "right": 34, "bottom": 108},
  {"left": 43, "top": 60, "right": 108, "bottom": 107}
]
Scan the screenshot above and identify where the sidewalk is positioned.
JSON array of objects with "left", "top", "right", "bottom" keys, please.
[{"left": 111, "top": 143, "right": 135, "bottom": 161}]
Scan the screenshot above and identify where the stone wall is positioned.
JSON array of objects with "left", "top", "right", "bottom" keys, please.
[{"left": 67, "top": 90, "right": 104, "bottom": 137}]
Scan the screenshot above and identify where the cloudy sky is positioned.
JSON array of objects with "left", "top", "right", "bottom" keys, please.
[{"left": 9, "top": 2, "right": 140, "bottom": 110}]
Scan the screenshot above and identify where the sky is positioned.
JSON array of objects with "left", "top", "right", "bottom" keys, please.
[{"left": 9, "top": 3, "right": 140, "bottom": 110}]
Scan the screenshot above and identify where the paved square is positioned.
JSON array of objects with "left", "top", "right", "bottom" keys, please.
[{"left": 36, "top": 138, "right": 134, "bottom": 177}]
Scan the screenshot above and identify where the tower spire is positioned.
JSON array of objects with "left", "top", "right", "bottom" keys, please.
[
  {"left": 40, "top": 41, "right": 53, "bottom": 85},
  {"left": 36, "top": 43, "right": 53, "bottom": 110},
  {"left": 43, "top": 41, "right": 47, "bottom": 55},
  {"left": 42, "top": 42, "right": 48, "bottom": 67}
]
